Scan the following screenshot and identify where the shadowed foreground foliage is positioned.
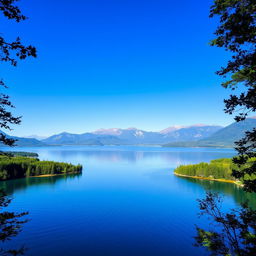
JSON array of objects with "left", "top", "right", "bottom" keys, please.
[
  {"left": 209, "top": 0, "right": 256, "bottom": 193},
  {"left": 195, "top": 193, "right": 256, "bottom": 256},
  {"left": 193, "top": 0, "right": 256, "bottom": 255},
  {"left": 0, "top": 0, "right": 37, "bottom": 254},
  {"left": 0, "top": 0, "right": 36, "bottom": 146},
  {"left": 0, "top": 190, "right": 28, "bottom": 255}
]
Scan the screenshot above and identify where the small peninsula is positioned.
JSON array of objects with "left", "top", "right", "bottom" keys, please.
[
  {"left": 174, "top": 158, "right": 247, "bottom": 186},
  {"left": 0, "top": 154, "right": 82, "bottom": 181}
]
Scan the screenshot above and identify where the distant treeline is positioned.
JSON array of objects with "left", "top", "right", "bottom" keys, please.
[
  {"left": 174, "top": 158, "right": 256, "bottom": 182},
  {"left": 0, "top": 155, "right": 82, "bottom": 181},
  {"left": 0, "top": 151, "right": 38, "bottom": 157}
]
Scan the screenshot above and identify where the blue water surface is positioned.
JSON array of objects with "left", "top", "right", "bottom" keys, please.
[{"left": 1, "top": 146, "right": 248, "bottom": 256}]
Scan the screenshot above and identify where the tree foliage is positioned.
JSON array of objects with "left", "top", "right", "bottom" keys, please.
[
  {"left": 0, "top": 155, "right": 83, "bottom": 181},
  {"left": 175, "top": 158, "right": 235, "bottom": 180},
  {"left": 210, "top": 0, "right": 256, "bottom": 192},
  {"left": 210, "top": 0, "right": 256, "bottom": 93},
  {"left": 0, "top": 190, "right": 28, "bottom": 256},
  {"left": 0, "top": 0, "right": 36, "bottom": 146},
  {"left": 0, "top": 1, "right": 37, "bottom": 254},
  {"left": 195, "top": 192, "right": 256, "bottom": 256},
  {"left": 175, "top": 158, "right": 256, "bottom": 184},
  {"left": 194, "top": 1, "right": 256, "bottom": 255}
]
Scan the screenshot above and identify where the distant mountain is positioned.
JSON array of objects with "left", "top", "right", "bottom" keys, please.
[
  {"left": 3, "top": 121, "right": 245, "bottom": 147},
  {"left": 0, "top": 131, "right": 46, "bottom": 147},
  {"left": 42, "top": 125, "right": 223, "bottom": 146},
  {"left": 199, "top": 118, "right": 256, "bottom": 147},
  {"left": 12, "top": 137, "right": 46, "bottom": 147},
  {"left": 163, "top": 118, "right": 256, "bottom": 148},
  {"left": 42, "top": 132, "right": 124, "bottom": 145},
  {"left": 162, "top": 125, "right": 222, "bottom": 142},
  {"left": 159, "top": 126, "right": 186, "bottom": 134},
  {"left": 93, "top": 128, "right": 164, "bottom": 144},
  {"left": 93, "top": 128, "right": 123, "bottom": 136},
  {"left": 24, "top": 135, "right": 47, "bottom": 140}
]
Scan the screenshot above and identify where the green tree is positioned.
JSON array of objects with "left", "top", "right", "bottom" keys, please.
[
  {"left": 209, "top": 0, "right": 256, "bottom": 192},
  {"left": 0, "top": 1, "right": 36, "bottom": 254},
  {"left": 210, "top": 0, "right": 256, "bottom": 171},
  {"left": 195, "top": 192, "right": 256, "bottom": 256},
  {"left": 0, "top": 0, "right": 36, "bottom": 146},
  {"left": 195, "top": 1, "right": 256, "bottom": 255}
]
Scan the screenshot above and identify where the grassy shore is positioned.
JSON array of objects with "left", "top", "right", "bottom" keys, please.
[
  {"left": 174, "top": 172, "right": 242, "bottom": 186},
  {"left": 33, "top": 172, "right": 82, "bottom": 178}
]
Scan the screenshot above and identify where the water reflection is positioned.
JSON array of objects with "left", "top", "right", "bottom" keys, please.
[
  {"left": 0, "top": 174, "right": 82, "bottom": 195},
  {"left": 33, "top": 147, "right": 235, "bottom": 166},
  {"left": 178, "top": 176, "right": 256, "bottom": 207},
  {"left": 0, "top": 146, "right": 240, "bottom": 198},
  {"left": 0, "top": 146, "right": 255, "bottom": 256}
]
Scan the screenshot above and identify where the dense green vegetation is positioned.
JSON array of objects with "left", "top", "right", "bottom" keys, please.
[
  {"left": 175, "top": 158, "right": 256, "bottom": 183},
  {"left": 175, "top": 158, "right": 234, "bottom": 180},
  {"left": 0, "top": 151, "right": 38, "bottom": 157},
  {"left": 0, "top": 155, "right": 82, "bottom": 181}
]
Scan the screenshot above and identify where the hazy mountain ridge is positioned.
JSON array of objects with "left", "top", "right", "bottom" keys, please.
[
  {"left": 24, "top": 135, "right": 47, "bottom": 140},
  {"left": 41, "top": 125, "right": 223, "bottom": 146},
  {"left": 1, "top": 120, "right": 254, "bottom": 147},
  {"left": 0, "top": 131, "right": 46, "bottom": 147},
  {"left": 162, "top": 125, "right": 222, "bottom": 141},
  {"left": 42, "top": 132, "right": 124, "bottom": 145},
  {"left": 163, "top": 118, "right": 256, "bottom": 148}
]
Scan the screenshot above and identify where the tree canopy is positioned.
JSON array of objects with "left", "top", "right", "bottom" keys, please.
[
  {"left": 194, "top": 1, "right": 256, "bottom": 255},
  {"left": 0, "top": 0, "right": 36, "bottom": 146},
  {"left": 0, "top": 1, "right": 37, "bottom": 254},
  {"left": 209, "top": 0, "right": 256, "bottom": 192}
]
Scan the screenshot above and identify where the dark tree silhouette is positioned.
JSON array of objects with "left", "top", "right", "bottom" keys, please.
[
  {"left": 195, "top": 192, "right": 256, "bottom": 256},
  {"left": 208, "top": 0, "right": 256, "bottom": 192},
  {"left": 194, "top": 1, "right": 256, "bottom": 255},
  {"left": 0, "top": 1, "right": 36, "bottom": 255},
  {"left": 209, "top": 0, "right": 256, "bottom": 192},
  {"left": 0, "top": 190, "right": 28, "bottom": 256},
  {"left": 0, "top": 0, "right": 36, "bottom": 146}
]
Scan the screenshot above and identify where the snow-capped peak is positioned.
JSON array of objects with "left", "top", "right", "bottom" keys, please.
[
  {"left": 134, "top": 130, "right": 144, "bottom": 137},
  {"left": 159, "top": 126, "right": 186, "bottom": 134},
  {"left": 93, "top": 128, "right": 122, "bottom": 136}
]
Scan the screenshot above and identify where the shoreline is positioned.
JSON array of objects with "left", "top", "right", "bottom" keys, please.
[
  {"left": 174, "top": 172, "right": 242, "bottom": 186},
  {"left": 32, "top": 172, "right": 81, "bottom": 178}
]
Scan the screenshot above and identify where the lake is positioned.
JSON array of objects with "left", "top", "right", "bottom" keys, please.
[{"left": 0, "top": 146, "right": 251, "bottom": 256}]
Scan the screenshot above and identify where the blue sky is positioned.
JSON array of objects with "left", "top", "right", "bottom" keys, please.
[{"left": 1, "top": 0, "right": 236, "bottom": 136}]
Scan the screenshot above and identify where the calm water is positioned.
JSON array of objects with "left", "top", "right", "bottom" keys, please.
[{"left": 1, "top": 146, "right": 253, "bottom": 256}]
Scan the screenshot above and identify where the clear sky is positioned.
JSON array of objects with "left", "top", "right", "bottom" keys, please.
[{"left": 1, "top": 0, "right": 236, "bottom": 137}]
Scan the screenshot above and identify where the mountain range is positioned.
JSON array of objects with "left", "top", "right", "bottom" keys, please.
[
  {"left": 41, "top": 125, "right": 222, "bottom": 146},
  {"left": 1, "top": 118, "right": 256, "bottom": 148},
  {"left": 163, "top": 118, "right": 256, "bottom": 148},
  {"left": 0, "top": 131, "right": 45, "bottom": 147}
]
